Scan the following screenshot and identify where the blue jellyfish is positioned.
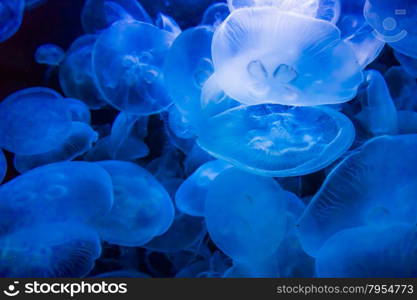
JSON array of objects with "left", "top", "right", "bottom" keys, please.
[
  {"left": 59, "top": 35, "right": 107, "bottom": 110},
  {"left": 0, "top": 222, "right": 101, "bottom": 278},
  {"left": 316, "top": 225, "right": 417, "bottom": 278},
  {"left": 175, "top": 160, "right": 232, "bottom": 217},
  {"left": 197, "top": 104, "right": 355, "bottom": 177},
  {"left": 0, "top": 161, "right": 114, "bottom": 231},
  {"left": 34, "top": 44, "right": 65, "bottom": 66},
  {"left": 81, "top": 0, "right": 152, "bottom": 34},
  {"left": 155, "top": 13, "right": 181, "bottom": 37},
  {"left": 201, "top": 3, "right": 230, "bottom": 28},
  {"left": 394, "top": 51, "right": 417, "bottom": 78},
  {"left": 212, "top": 7, "right": 363, "bottom": 106},
  {"left": 65, "top": 98, "right": 91, "bottom": 124},
  {"left": 337, "top": 0, "right": 366, "bottom": 38},
  {"left": 298, "top": 134, "right": 417, "bottom": 257},
  {"left": 354, "top": 70, "right": 398, "bottom": 136},
  {"left": 0, "top": 0, "right": 25, "bottom": 43},
  {"left": 0, "top": 149, "right": 6, "bottom": 183},
  {"left": 165, "top": 104, "right": 196, "bottom": 140},
  {"left": 93, "top": 161, "right": 174, "bottom": 247},
  {"left": 0, "top": 87, "right": 72, "bottom": 155},
  {"left": 93, "top": 21, "right": 175, "bottom": 115},
  {"left": 365, "top": 0, "right": 417, "bottom": 58},
  {"left": 14, "top": 122, "right": 98, "bottom": 173}
]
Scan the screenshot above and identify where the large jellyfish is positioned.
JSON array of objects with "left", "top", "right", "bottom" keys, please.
[
  {"left": 298, "top": 134, "right": 417, "bottom": 257},
  {"left": 34, "top": 44, "right": 65, "bottom": 66},
  {"left": 0, "top": 149, "right": 6, "bottom": 183},
  {"left": 94, "top": 161, "right": 174, "bottom": 247},
  {"left": 197, "top": 104, "right": 355, "bottom": 177},
  {"left": 93, "top": 21, "right": 176, "bottom": 115},
  {"left": 212, "top": 7, "right": 363, "bottom": 106},
  {"left": 59, "top": 35, "right": 107, "bottom": 110},
  {"left": 0, "top": 0, "right": 25, "bottom": 43},
  {"left": 316, "top": 225, "right": 417, "bottom": 278},
  {"left": 364, "top": 0, "right": 417, "bottom": 58},
  {"left": 0, "top": 88, "right": 72, "bottom": 155},
  {"left": 0, "top": 222, "right": 101, "bottom": 278}
]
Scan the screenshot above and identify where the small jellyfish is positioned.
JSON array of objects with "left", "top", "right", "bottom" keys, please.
[
  {"left": 201, "top": 3, "right": 230, "bottom": 28},
  {"left": 59, "top": 35, "right": 107, "bottom": 110},
  {"left": 394, "top": 51, "right": 417, "bottom": 78},
  {"left": 94, "top": 161, "right": 174, "bottom": 247},
  {"left": 298, "top": 134, "right": 417, "bottom": 257},
  {"left": 205, "top": 168, "right": 287, "bottom": 264},
  {"left": 0, "top": 222, "right": 101, "bottom": 278},
  {"left": 212, "top": 7, "right": 363, "bottom": 106},
  {"left": 34, "top": 44, "right": 65, "bottom": 66},
  {"left": 364, "top": 0, "right": 417, "bottom": 58},
  {"left": 316, "top": 225, "right": 417, "bottom": 278},
  {"left": 175, "top": 160, "right": 232, "bottom": 217},
  {"left": 65, "top": 98, "right": 91, "bottom": 124},
  {"left": 197, "top": 104, "right": 355, "bottom": 177},
  {"left": 93, "top": 21, "right": 175, "bottom": 115},
  {"left": 14, "top": 122, "right": 98, "bottom": 173},
  {"left": 0, "top": 149, "right": 6, "bottom": 183},
  {"left": 0, "top": 87, "right": 72, "bottom": 155},
  {"left": 0, "top": 0, "right": 25, "bottom": 43},
  {"left": 81, "top": 0, "right": 152, "bottom": 34},
  {"left": 155, "top": 13, "right": 181, "bottom": 37}
]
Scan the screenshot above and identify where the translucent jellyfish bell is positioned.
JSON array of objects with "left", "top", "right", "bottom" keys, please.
[
  {"left": 0, "top": 87, "right": 72, "bottom": 155},
  {"left": 94, "top": 161, "right": 174, "bottom": 247},
  {"left": 0, "top": 222, "right": 101, "bottom": 278},
  {"left": 156, "top": 13, "right": 181, "bottom": 38},
  {"left": 316, "top": 225, "right": 417, "bottom": 277},
  {"left": 34, "top": 44, "right": 65, "bottom": 66},
  {"left": 201, "top": 3, "right": 230, "bottom": 28},
  {"left": 212, "top": 7, "right": 363, "bottom": 106},
  {"left": 197, "top": 104, "right": 355, "bottom": 177},
  {"left": 0, "top": 149, "right": 6, "bottom": 183},
  {"left": 93, "top": 21, "right": 176, "bottom": 115},
  {"left": 0, "top": 0, "right": 25, "bottom": 43},
  {"left": 298, "top": 135, "right": 417, "bottom": 257},
  {"left": 65, "top": 98, "right": 91, "bottom": 124}
]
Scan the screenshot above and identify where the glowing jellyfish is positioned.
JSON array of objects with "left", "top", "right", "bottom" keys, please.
[
  {"left": 175, "top": 160, "right": 232, "bottom": 217},
  {"left": 0, "top": 149, "right": 6, "bottom": 183},
  {"left": 197, "top": 104, "right": 355, "bottom": 177},
  {"left": 201, "top": 3, "right": 229, "bottom": 28},
  {"left": 0, "top": 87, "right": 72, "bottom": 155},
  {"left": 212, "top": 7, "right": 363, "bottom": 106},
  {"left": 298, "top": 134, "right": 417, "bottom": 257},
  {"left": 34, "top": 44, "right": 65, "bottom": 66},
  {"left": 65, "top": 98, "right": 91, "bottom": 124},
  {"left": 0, "top": 222, "right": 101, "bottom": 278},
  {"left": 59, "top": 35, "right": 107, "bottom": 110},
  {"left": 14, "top": 122, "right": 98, "bottom": 173},
  {"left": 93, "top": 21, "right": 175, "bottom": 115},
  {"left": 316, "top": 225, "right": 417, "bottom": 278},
  {"left": 205, "top": 168, "right": 287, "bottom": 264},
  {"left": 0, "top": 161, "right": 114, "bottom": 231},
  {"left": 156, "top": 13, "right": 181, "bottom": 37},
  {"left": 0, "top": 0, "right": 24, "bottom": 43},
  {"left": 364, "top": 0, "right": 417, "bottom": 58},
  {"left": 94, "top": 161, "right": 174, "bottom": 247},
  {"left": 81, "top": 0, "right": 152, "bottom": 34}
]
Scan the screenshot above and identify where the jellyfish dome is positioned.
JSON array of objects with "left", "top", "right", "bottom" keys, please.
[
  {"left": 93, "top": 21, "right": 176, "bottom": 115},
  {"left": 298, "top": 134, "right": 417, "bottom": 257},
  {"left": 212, "top": 7, "right": 363, "bottom": 106},
  {"left": 94, "top": 161, "right": 175, "bottom": 247},
  {"left": 205, "top": 168, "right": 287, "bottom": 264},
  {"left": 35, "top": 44, "right": 65, "bottom": 66},
  {"left": 201, "top": 3, "right": 230, "bottom": 28},
  {"left": 0, "top": 0, "right": 25, "bottom": 43},
  {"left": 197, "top": 104, "right": 355, "bottom": 177},
  {"left": 0, "top": 222, "right": 101, "bottom": 278},
  {"left": 65, "top": 98, "right": 91, "bottom": 124},
  {"left": 316, "top": 225, "right": 417, "bottom": 278},
  {"left": 155, "top": 13, "right": 181, "bottom": 37},
  {"left": 0, "top": 149, "right": 6, "bottom": 183},
  {"left": 0, "top": 87, "right": 72, "bottom": 155}
]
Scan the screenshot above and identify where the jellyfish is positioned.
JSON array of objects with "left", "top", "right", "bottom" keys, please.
[
  {"left": 155, "top": 13, "right": 181, "bottom": 37},
  {"left": 93, "top": 161, "right": 174, "bottom": 247},
  {"left": 354, "top": 70, "right": 398, "bottom": 136},
  {"left": 364, "top": 0, "right": 417, "bottom": 58},
  {"left": 175, "top": 160, "right": 232, "bottom": 217},
  {"left": 14, "top": 122, "right": 98, "bottom": 173},
  {"left": 0, "top": 0, "right": 25, "bottom": 43},
  {"left": 34, "top": 44, "right": 65, "bottom": 66},
  {"left": 316, "top": 225, "right": 417, "bottom": 278},
  {"left": 0, "top": 149, "right": 6, "bottom": 183},
  {"left": 337, "top": 0, "right": 366, "bottom": 38},
  {"left": 298, "top": 134, "right": 417, "bottom": 257},
  {"left": 394, "top": 51, "right": 417, "bottom": 78},
  {"left": 0, "top": 222, "right": 101, "bottom": 278},
  {"left": 93, "top": 21, "right": 175, "bottom": 115},
  {"left": 165, "top": 104, "right": 196, "bottom": 141},
  {"left": 201, "top": 3, "right": 230, "bottom": 28},
  {"left": 0, "top": 161, "right": 114, "bottom": 232},
  {"left": 212, "top": 7, "right": 363, "bottom": 106},
  {"left": 65, "top": 98, "right": 91, "bottom": 124},
  {"left": 205, "top": 168, "right": 287, "bottom": 266},
  {"left": 0, "top": 87, "right": 72, "bottom": 155},
  {"left": 59, "top": 35, "right": 107, "bottom": 110},
  {"left": 197, "top": 104, "right": 355, "bottom": 177},
  {"left": 81, "top": 0, "right": 152, "bottom": 34}
]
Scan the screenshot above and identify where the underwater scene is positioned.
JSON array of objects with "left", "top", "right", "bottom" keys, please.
[{"left": 0, "top": 0, "right": 416, "bottom": 278}]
